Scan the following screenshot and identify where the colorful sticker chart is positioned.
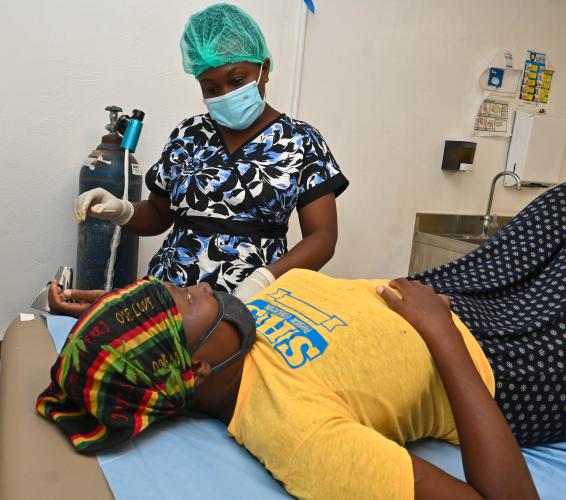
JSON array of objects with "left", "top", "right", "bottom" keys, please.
[{"left": 520, "top": 50, "right": 554, "bottom": 105}]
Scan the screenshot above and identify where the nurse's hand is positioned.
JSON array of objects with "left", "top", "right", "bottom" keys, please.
[
  {"left": 47, "top": 280, "right": 105, "bottom": 318},
  {"left": 232, "top": 267, "right": 275, "bottom": 302},
  {"left": 74, "top": 187, "right": 134, "bottom": 226}
]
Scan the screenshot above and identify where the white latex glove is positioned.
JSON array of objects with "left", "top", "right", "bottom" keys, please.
[
  {"left": 74, "top": 187, "right": 134, "bottom": 226},
  {"left": 232, "top": 267, "right": 275, "bottom": 301}
]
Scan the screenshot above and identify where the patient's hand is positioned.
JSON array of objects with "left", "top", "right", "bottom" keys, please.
[
  {"left": 376, "top": 278, "right": 454, "bottom": 345},
  {"left": 48, "top": 280, "right": 105, "bottom": 318}
]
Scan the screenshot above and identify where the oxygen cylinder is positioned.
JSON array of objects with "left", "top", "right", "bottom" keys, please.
[{"left": 76, "top": 105, "right": 142, "bottom": 290}]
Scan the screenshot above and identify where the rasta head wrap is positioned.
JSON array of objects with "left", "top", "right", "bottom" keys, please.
[{"left": 36, "top": 276, "right": 195, "bottom": 454}]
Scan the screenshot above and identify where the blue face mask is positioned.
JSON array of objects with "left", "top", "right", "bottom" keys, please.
[{"left": 204, "top": 67, "right": 266, "bottom": 130}]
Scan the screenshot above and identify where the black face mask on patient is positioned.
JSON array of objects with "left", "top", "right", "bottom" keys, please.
[{"left": 189, "top": 291, "right": 257, "bottom": 375}]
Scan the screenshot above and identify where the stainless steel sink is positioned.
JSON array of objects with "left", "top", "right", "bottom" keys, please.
[
  {"left": 409, "top": 213, "right": 514, "bottom": 274},
  {"left": 414, "top": 213, "right": 513, "bottom": 238},
  {"left": 449, "top": 236, "right": 490, "bottom": 246},
  {"left": 434, "top": 233, "right": 491, "bottom": 245}
]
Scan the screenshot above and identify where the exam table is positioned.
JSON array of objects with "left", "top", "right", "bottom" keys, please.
[
  {"left": 0, "top": 316, "right": 112, "bottom": 499},
  {"left": 1, "top": 315, "right": 565, "bottom": 500}
]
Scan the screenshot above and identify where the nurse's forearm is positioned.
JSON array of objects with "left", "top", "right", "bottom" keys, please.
[
  {"left": 267, "top": 230, "right": 336, "bottom": 278},
  {"left": 124, "top": 194, "right": 174, "bottom": 236},
  {"left": 267, "top": 193, "right": 338, "bottom": 278}
]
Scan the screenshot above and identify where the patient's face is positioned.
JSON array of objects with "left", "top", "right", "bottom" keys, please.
[
  {"left": 162, "top": 282, "right": 241, "bottom": 364},
  {"left": 163, "top": 282, "right": 218, "bottom": 342}
]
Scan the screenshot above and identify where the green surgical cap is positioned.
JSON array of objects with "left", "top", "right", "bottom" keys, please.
[{"left": 180, "top": 3, "right": 273, "bottom": 78}]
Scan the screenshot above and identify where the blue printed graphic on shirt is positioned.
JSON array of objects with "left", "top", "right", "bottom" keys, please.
[{"left": 248, "top": 288, "right": 347, "bottom": 369}]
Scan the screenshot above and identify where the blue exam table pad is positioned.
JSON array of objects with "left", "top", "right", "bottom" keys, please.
[{"left": 45, "top": 314, "right": 566, "bottom": 499}]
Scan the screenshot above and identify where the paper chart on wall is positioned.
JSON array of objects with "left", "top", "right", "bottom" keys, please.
[
  {"left": 472, "top": 49, "right": 557, "bottom": 137},
  {"left": 473, "top": 51, "right": 519, "bottom": 137},
  {"left": 519, "top": 50, "right": 554, "bottom": 106},
  {"left": 473, "top": 94, "right": 513, "bottom": 137},
  {"left": 478, "top": 55, "right": 523, "bottom": 96}
]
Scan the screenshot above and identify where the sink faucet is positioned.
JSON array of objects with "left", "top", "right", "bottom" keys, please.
[{"left": 481, "top": 171, "right": 521, "bottom": 238}]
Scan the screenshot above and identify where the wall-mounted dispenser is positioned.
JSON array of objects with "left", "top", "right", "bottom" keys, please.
[
  {"left": 441, "top": 140, "right": 477, "bottom": 171},
  {"left": 505, "top": 110, "right": 566, "bottom": 186}
]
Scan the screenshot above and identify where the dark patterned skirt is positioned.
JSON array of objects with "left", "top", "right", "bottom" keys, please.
[{"left": 413, "top": 183, "right": 566, "bottom": 446}]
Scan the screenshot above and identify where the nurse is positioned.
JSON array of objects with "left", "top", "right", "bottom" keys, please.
[{"left": 75, "top": 3, "right": 349, "bottom": 301}]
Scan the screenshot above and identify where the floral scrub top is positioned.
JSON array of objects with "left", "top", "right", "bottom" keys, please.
[{"left": 145, "top": 113, "right": 349, "bottom": 291}]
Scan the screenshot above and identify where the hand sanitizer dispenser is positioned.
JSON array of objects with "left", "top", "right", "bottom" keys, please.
[
  {"left": 505, "top": 111, "right": 566, "bottom": 186},
  {"left": 441, "top": 140, "right": 477, "bottom": 171}
]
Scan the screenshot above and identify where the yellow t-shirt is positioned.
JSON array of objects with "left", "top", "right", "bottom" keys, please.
[{"left": 227, "top": 269, "right": 495, "bottom": 500}]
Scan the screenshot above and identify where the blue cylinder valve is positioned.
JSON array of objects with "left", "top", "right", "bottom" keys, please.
[{"left": 118, "top": 109, "right": 145, "bottom": 152}]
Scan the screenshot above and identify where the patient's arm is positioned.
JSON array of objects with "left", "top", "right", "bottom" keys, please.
[
  {"left": 48, "top": 280, "right": 105, "bottom": 318},
  {"left": 378, "top": 279, "right": 538, "bottom": 500}
]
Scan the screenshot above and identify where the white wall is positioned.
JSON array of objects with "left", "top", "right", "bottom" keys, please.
[
  {"left": 1, "top": 0, "right": 566, "bottom": 334},
  {"left": 298, "top": 0, "right": 566, "bottom": 279},
  {"left": 0, "top": 0, "right": 301, "bottom": 334}
]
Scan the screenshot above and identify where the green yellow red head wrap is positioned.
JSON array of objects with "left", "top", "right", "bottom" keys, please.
[{"left": 36, "top": 276, "right": 195, "bottom": 453}]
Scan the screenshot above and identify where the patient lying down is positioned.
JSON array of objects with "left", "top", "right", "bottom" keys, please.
[
  {"left": 41, "top": 183, "right": 566, "bottom": 499},
  {"left": 38, "top": 267, "right": 551, "bottom": 499}
]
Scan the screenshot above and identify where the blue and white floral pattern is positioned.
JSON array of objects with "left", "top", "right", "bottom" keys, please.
[{"left": 145, "top": 113, "right": 348, "bottom": 291}]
